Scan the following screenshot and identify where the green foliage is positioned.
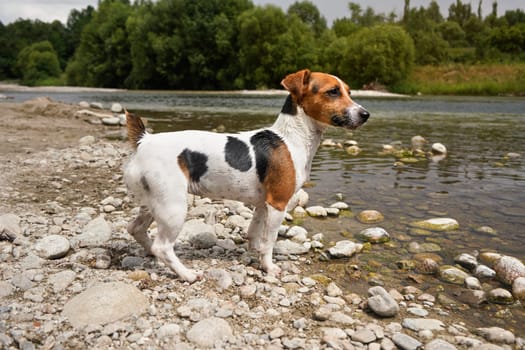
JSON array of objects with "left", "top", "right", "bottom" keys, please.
[
  {"left": 341, "top": 24, "right": 415, "bottom": 87},
  {"left": 1, "top": 0, "right": 524, "bottom": 93},
  {"left": 16, "top": 41, "right": 62, "bottom": 86}
]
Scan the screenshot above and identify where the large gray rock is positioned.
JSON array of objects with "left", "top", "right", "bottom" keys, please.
[
  {"left": 177, "top": 219, "right": 214, "bottom": 243},
  {"left": 392, "top": 333, "right": 422, "bottom": 350},
  {"left": 186, "top": 317, "right": 234, "bottom": 348},
  {"left": 475, "top": 327, "right": 515, "bottom": 344},
  {"left": 367, "top": 286, "right": 399, "bottom": 317},
  {"left": 34, "top": 235, "right": 70, "bottom": 259},
  {"left": 494, "top": 255, "right": 525, "bottom": 285},
  {"left": 402, "top": 318, "right": 445, "bottom": 332},
  {"left": 72, "top": 216, "right": 111, "bottom": 247},
  {"left": 62, "top": 282, "right": 148, "bottom": 328}
]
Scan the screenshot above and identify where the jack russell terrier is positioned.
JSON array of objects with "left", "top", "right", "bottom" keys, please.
[{"left": 124, "top": 69, "right": 370, "bottom": 282}]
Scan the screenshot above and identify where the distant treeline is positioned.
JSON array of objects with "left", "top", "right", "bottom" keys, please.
[{"left": 1, "top": 0, "right": 524, "bottom": 90}]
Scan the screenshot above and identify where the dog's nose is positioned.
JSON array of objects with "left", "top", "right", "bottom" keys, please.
[{"left": 359, "top": 108, "right": 370, "bottom": 121}]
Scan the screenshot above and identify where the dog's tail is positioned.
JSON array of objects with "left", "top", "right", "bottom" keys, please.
[{"left": 125, "top": 110, "right": 146, "bottom": 150}]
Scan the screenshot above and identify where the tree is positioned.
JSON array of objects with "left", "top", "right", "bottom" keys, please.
[
  {"left": 341, "top": 24, "right": 415, "bottom": 87},
  {"left": 287, "top": 1, "right": 327, "bottom": 37},
  {"left": 66, "top": 0, "right": 132, "bottom": 87},
  {"left": 16, "top": 41, "right": 61, "bottom": 85}
]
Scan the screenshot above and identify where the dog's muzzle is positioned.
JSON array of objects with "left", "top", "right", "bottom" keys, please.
[{"left": 332, "top": 105, "right": 370, "bottom": 129}]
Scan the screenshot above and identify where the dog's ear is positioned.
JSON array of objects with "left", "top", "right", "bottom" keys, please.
[{"left": 281, "top": 69, "right": 311, "bottom": 97}]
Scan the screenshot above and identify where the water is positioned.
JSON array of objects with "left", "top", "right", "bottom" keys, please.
[
  {"left": 7, "top": 90, "right": 525, "bottom": 262},
  {"left": 6, "top": 89, "right": 525, "bottom": 326}
]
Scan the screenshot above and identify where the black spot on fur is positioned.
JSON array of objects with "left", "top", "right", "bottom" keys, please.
[
  {"left": 140, "top": 175, "right": 150, "bottom": 192},
  {"left": 178, "top": 149, "right": 208, "bottom": 182},
  {"left": 250, "top": 130, "right": 284, "bottom": 183},
  {"left": 225, "top": 136, "right": 252, "bottom": 172},
  {"left": 281, "top": 95, "right": 297, "bottom": 116}
]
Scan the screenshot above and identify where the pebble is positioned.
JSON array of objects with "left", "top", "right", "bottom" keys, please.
[
  {"left": 367, "top": 286, "right": 399, "bottom": 317},
  {"left": 72, "top": 216, "right": 111, "bottom": 247},
  {"left": 426, "top": 339, "right": 456, "bottom": 350},
  {"left": 476, "top": 327, "right": 515, "bottom": 344},
  {"left": 356, "top": 227, "right": 390, "bottom": 243},
  {"left": 274, "top": 239, "right": 309, "bottom": 255},
  {"left": 351, "top": 329, "right": 376, "bottom": 343},
  {"left": 330, "top": 201, "right": 349, "bottom": 210},
  {"left": 33, "top": 234, "right": 70, "bottom": 259},
  {"left": 0, "top": 213, "right": 21, "bottom": 241},
  {"left": 186, "top": 317, "right": 233, "bottom": 347},
  {"left": 438, "top": 265, "right": 470, "bottom": 284},
  {"left": 306, "top": 206, "right": 328, "bottom": 217},
  {"left": 392, "top": 332, "right": 422, "bottom": 350},
  {"left": 410, "top": 217, "right": 459, "bottom": 231},
  {"left": 328, "top": 240, "right": 363, "bottom": 258},
  {"left": 402, "top": 318, "right": 445, "bottom": 332},
  {"left": 356, "top": 210, "right": 384, "bottom": 223},
  {"left": 431, "top": 142, "right": 447, "bottom": 154},
  {"left": 512, "top": 276, "right": 525, "bottom": 302},
  {"left": 487, "top": 288, "right": 514, "bottom": 304},
  {"left": 454, "top": 253, "right": 478, "bottom": 270}
]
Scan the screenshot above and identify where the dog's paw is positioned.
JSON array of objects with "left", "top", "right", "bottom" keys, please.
[
  {"left": 180, "top": 270, "right": 203, "bottom": 284},
  {"left": 263, "top": 262, "right": 282, "bottom": 277}
]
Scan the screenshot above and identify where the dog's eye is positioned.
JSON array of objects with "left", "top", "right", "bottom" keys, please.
[{"left": 326, "top": 87, "right": 340, "bottom": 97}]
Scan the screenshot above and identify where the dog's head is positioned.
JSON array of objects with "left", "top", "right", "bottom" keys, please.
[{"left": 281, "top": 69, "right": 370, "bottom": 130}]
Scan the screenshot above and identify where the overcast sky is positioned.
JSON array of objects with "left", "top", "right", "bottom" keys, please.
[{"left": 0, "top": 0, "right": 523, "bottom": 25}]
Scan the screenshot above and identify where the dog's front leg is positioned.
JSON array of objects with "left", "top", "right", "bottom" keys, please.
[{"left": 247, "top": 203, "right": 285, "bottom": 276}]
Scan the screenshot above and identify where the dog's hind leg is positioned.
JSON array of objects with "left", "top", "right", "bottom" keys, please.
[
  {"left": 150, "top": 201, "right": 203, "bottom": 283},
  {"left": 247, "top": 203, "right": 285, "bottom": 276},
  {"left": 127, "top": 206, "right": 154, "bottom": 254}
]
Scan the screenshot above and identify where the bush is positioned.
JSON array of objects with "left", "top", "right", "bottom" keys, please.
[
  {"left": 16, "top": 41, "right": 61, "bottom": 86},
  {"left": 339, "top": 24, "right": 415, "bottom": 88}
]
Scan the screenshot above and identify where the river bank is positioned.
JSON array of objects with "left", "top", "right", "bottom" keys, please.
[{"left": 0, "top": 98, "right": 524, "bottom": 349}]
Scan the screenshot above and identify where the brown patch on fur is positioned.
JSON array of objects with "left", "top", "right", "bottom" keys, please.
[
  {"left": 125, "top": 110, "right": 146, "bottom": 149},
  {"left": 264, "top": 143, "right": 296, "bottom": 211},
  {"left": 281, "top": 70, "right": 355, "bottom": 126},
  {"left": 177, "top": 154, "right": 190, "bottom": 181}
]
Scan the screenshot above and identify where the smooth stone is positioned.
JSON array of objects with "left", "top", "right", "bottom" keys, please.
[
  {"left": 190, "top": 231, "right": 218, "bottom": 249},
  {"left": 475, "top": 226, "right": 498, "bottom": 236},
  {"left": 402, "top": 318, "right": 445, "bottom": 332},
  {"left": 102, "top": 116, "right": 121, "bottom": 126},
  {"left": 474, "top": 265, "right": 496, "bottom": 279},
  {"left": 325, "top": 207, "right": 340, "bottom": 216},
  {"left": 479, "top": 252, "right": 502, "bottom": 267},
  {"left": 410, "top": 217, "right": 459, "bottom": 231},
  {"left": 326, "top": 282, "right": 343, "bottom": 297},
  {"left": 328, "top": 240, "right": 363, "bottom": 258},
  {"left": 487, "top": 288, "right": 514, "bottom": 304},
  {"left": 157, "top": 323, "right": 180, "bottom": 338},
  {"left": 0, "top": 213, "right": 21, "bottom": 241},
  {"left": 293, "top": 206, "right": 307, "bottom": 218},
  {"left": 73, "top": 216, "right": 111, "bottom": 247},
  {"left": 407, "top": 307, "right": 428, "bottom": 317},
  {"left": 90, "top": 102, "right": 104, "bottom": 109},
  {"left": 48, "top": 270, "right": 76, "bottom": 293},
  {"left": 512, "top": 277, "right": 525, "bottom": 302},
  {"left": 34, "top": 235, "right": 70, "bottom": 259},
  {"left": 457, "top": 289, "right": 487, "bottom": 306},
  {"left": 0, "top": 281, "right": 14, "bottom": 298},
  {"left": 438, "top": 265, "right": 470, "bottom": 285},
  {"left": 465, "top": 276, "right": 482, "bottom": 290},
  {"left": 392, "top": 332, "right": 422, "bottom": 350},
  {"left": 111, "top": 103, "right": 123, "bottom": 113},
  {"left": 177, "top": 219, "right": 214, "bottom": 243},
  {"left": 494, "top": 255, "right": 525, "bottom": 285},
  {"left": 206, "top": 269, "right": 233, "bottom": 291},
  {"left": 79, "top": 135, "right": 96, "bottom": 145},
  {"left": 431, "top": 142, "right": 447, "bottom": 154},
  {"left": 346, "top": 145, "right": 361, "bottom": 155},
  {"left": 330, "top": 202, "right": 349, "bottom": 210},
  {"left": 121, "top": 256, "right": 144, "bottom": 269},
  {"left": 62, "top": 282, "right": 148, "bottom": 328},
  {"left": 186, "top": 317, "right": 233, "bottom": 348},
  {"left": 426, "top": 339, "right": 457, "bottom": 350},
  {"left": 416, "top": 258, "right": 439, "bottom": 275},
  {"left": 306, "top": 206, "right": 328, "bottom": 217},
  {"left": 454, "top": 253, "right": 478, "bottom": 270},
  {"left": 291, "top": 188, "right": 309, "bottom": 208},
  {"left": 356, "top": 210, "right": 384, "bottom": 224},
  {"left": 367, "top": 286, "right": 399, "bottom": 317},
  {"left": 476, "top": 327, "right": 515, "bottom": 344},
  {"left": 351, "top": 329, "right": 376, "bottom": 343},
  {"left": 356, "top": 227, "right": 390, "bottom": 243},
  {"left": 274, "top": 239, "right": 309, "bottom": 255},
  {"left": 411, "top": 135, "right": 427, "bottom": 150}
]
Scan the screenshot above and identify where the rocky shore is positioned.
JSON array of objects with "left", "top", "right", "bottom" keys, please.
[{"left": 0, "top": 98, "right": 524, "bottom": 349}]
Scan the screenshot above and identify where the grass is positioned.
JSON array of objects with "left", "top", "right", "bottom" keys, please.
[{"left": 392, "top": 63, "right": 525, "bottom": 96}]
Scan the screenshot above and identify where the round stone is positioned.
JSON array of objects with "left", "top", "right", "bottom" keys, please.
[
  {"left": 409, "top": 217, "right": 459, "bottom": 232},
  {"left": 34, "top": 235, "right": 70, "bottom": 259},
  {"left": 431, "top": 142, "right": 447, "bottom": 154},
  {"left": 356, "top": 227, "right": 390, "bottom": 243},
  {"left": 438, "top": 265, "right": 470, "bottom": 285},
  {"left": 356, "top": 210, "right": 384, "bottom": 224},
  {"left": 494, "top": 255, "right": 525, "bottom": 285}
]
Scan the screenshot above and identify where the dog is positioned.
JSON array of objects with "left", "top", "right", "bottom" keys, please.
[{"left": 123, "top": 69, "right": 370, "bottom": 282}]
